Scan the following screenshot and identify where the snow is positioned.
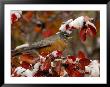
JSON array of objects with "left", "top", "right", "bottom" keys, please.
[
  {"left": 69, "top": 16, "right": 84, "bottom": 28},
  {"left": 14, "top": 67, "right": 26, "bottom": 75},
  {"left": 22, "top": 69, "right": 34, "bottom": 77},
  {"left": 51, "top": 50, "right": 58, "bottom": 57},
  {"left": 14, "top": 66, "right": 38, "bottom": 77},
  {"left": 59, "top": 16, "right": 84, "bottom": 34},
  {"left": 11, "top": 11, "right": 22, "bottom": 24},
  {"left": 33, "top": 62, "right": 41, "bottom": 72},
  {"left": 59, "top": 24, "right": 66, "bottom": 32},
  {"left": 85, "top": 60, "right": 100, "bottom": 77},
  {"left": 66, "top": 30, "right": 72, "bottom": 34},
  {"left": 86, "top": 21, "right": 96, "bottom": 29},
  {"left": 11, "top": 11, "right": 22, "bottom": 18},
  {"left": 39, "top": 55, "right": 46, "bottom": 62},
  {"left": 51, "top": 62, "right": 54, "bottom": 67}
]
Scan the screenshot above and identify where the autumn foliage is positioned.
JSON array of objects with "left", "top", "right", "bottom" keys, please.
[{"left": 11, "top": 11, "right": 100, "bottom": 77}]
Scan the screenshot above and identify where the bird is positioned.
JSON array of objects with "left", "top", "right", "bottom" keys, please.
[
  {"left": 11, "top": 16, "right": 97, "bottom": 77},
  {"left": 12, "top": 16, "right": 96, "bottom": 59}
]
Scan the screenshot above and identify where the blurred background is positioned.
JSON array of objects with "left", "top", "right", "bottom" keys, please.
[{"left": 11, "top": 11, "right": 100, "bottom": 60}]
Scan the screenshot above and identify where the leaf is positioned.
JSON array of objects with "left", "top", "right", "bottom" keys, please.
[
  {"left": 40, "top": 52, "right": 50, "bottom": 57},
  {"left": 88, "top": 24, "right": 97, "bottom": 36},
  {"left": 78, "top": 50, "right": 86, "bottom": 59},
  {"left": 11, "top": 13, "right": 17, "bottom": 24},
  {"left": 56, "top": 50, "right": 62, "bottom": 57},
  {"left": 41, "top": 58, "right": 51, "bottom": 71},
  {"left": 34, "top": 71, "right": 44, "bottom": 77},
  {"left": 67, "top": 56, "right": 76, "bottom": 61},
  {"left": 21, "top": 62, "right": 31, "bottom": 69},
  {"left": 11, "top": 57, "right": 20, "bottom": 67},
  {"left": 65, "top": 63, "right": 75, "bottom": 76},
  {"left": 19, "top": 53, "right": 36, "bottom": 64},
  {"left": 79, "top": 58, "right": 90, "bottom": 70},
  {"left": 73, "top": 70, "right": 84, "bottom": 77},
  {"left": 79, "top": 29, "right": 86, "bottom": 41},
  {"left": 55, "top": 61, "right": 62, "bottom": 75}
]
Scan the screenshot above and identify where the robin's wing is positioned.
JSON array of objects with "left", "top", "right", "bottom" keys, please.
[{"left": 11, "top": 34, "right": 61, "bottom": 57}]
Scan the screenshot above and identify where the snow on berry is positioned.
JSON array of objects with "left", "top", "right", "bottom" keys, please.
[
  {"left": 11, "top": 11, "right": 22, "bottom": 24},
  {"left": 67, "top": 56, "right": 76, "bottom": 62}
]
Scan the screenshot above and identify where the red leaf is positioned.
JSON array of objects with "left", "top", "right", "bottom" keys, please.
[
  {"left": 34, "top": 71, "right": 44, "bottom": 77},
  {"left": 40, "top": 52, "right": 49, "bottom": 57},
  {"left": 66, "top": 63, "right": 84, "bottom": 77},
  {"left": 79, "top": 58, "right": 90, "bottom": 70},
  {"left": 73, "top": 70, "right": 84, "bottom": 77},
  {"left": 19, "top": 53, "right": 36, "bottom": 64},
  {"left": 79, "top": 29, "right": 86, "bottom": 41},
  {"left": 78, "top": 51, "right": 86, "bottom": 59},
  {"left": 88, "top": 24, "right": 97, "bottom": 36},
  {"left": 65, "top": 64, "right": 75, "bottom": 76},
  {"left": 55, "top": 61, "right": 62, "bottom": 75},
  {"left": 41, "top": 59, "right": 51, "bottom": 71},
  {"left": 21, "top": 62, "right": 31, "bottom": 69},
  {"left": 67, "top": 56, "right": 76, "bottom": 61},
  {"left": 11, "top": 13, "right": 17, "bottom": 24},
  {"left": 56, "top": 50, "right": 62, "bottom": 57}
]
